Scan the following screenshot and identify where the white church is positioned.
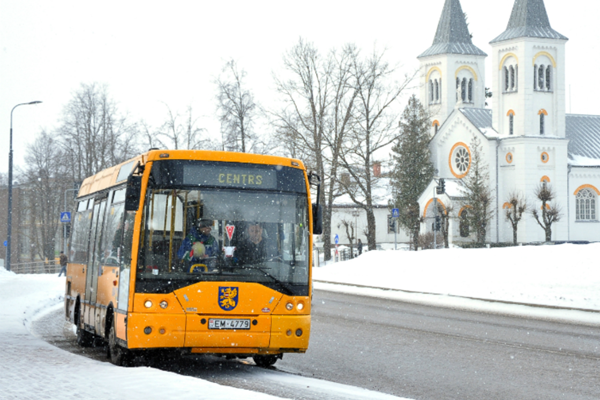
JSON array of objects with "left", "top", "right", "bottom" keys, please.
[{"left": 417, "top": 0, "right": 600, "bottom": 244}]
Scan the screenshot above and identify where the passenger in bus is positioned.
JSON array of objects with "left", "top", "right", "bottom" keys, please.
[
  {"left": 235, "top": 222, "right": 278, "bottom": 265},
  {"left": 177, "top": 219, "right": 220, "bottom": 271}
]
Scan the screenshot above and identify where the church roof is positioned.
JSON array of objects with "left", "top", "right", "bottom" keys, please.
[
  {"left": 566, "top": 114, "right": 600, "bottom": 161},
  {"left": 490, "top": 0, "right": 568, "bottom": 43},
  {"left": 459, "top": 108, "right": 498, "bottom": 137},
  {"left": 418, "top": 0, "right": 487, "bottom": 58}
]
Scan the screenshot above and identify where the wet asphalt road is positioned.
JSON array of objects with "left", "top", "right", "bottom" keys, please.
[{"left": 33, "top": 290, "right": 600, "bottom": 400}]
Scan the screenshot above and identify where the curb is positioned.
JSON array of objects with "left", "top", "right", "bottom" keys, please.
[{"left": 313, "top": 280, "right": 600, "bottom": 314}]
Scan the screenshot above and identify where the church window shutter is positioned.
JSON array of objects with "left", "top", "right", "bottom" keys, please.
[{"left": 546, "top": 66, "right": 552, "bottom": 91}]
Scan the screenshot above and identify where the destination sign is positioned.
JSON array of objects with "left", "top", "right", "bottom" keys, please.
[
  {"left": 151, "top": 160, "right": 307, "bottom": 193},
  {"left": 183, "top": 165, "right": 277, "bottom": 189}
]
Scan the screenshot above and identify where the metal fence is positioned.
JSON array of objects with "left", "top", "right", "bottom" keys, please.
[{"left": 8, "top": 261, "right": 61, "bottom": 275}]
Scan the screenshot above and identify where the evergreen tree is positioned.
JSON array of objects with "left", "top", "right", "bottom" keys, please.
[
  {"left": 390, "top": 95, "right": 434, "bottom": 251},
  {"left": 459, "top": 135, "right": 494, "bottom": 246}
]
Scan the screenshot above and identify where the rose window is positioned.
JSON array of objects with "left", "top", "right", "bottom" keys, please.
[{"left": 449, "top": 142, "right": 471, "bottom": 178}]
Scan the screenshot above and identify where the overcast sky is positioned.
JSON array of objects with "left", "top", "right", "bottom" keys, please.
[{"left": 1, "top": 0, "right": 598, "bottom": 173}]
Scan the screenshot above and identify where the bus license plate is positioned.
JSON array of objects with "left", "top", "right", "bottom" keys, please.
[{"left": 208, "top": 319, "right": 251, "bottom": 330}]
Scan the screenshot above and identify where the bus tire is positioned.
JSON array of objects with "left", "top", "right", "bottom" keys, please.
[
  {"left": 253, "top": 354, "right": 279, "bottom": 367},
  {"left": 108, "top": 323, "right": 127, "bottom": 366},
  {"left": 75, "top": 303, "right": 94, "bottom": 348},
  {"left": 76, "top": 325, "right": 94, "bottom": 348}
]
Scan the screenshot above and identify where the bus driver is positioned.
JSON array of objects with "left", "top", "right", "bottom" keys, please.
[
  {"left": 235, "top": 222, "right": 278, "bottom": 265},
  {"left": 177, "top": 219, "right": 220, "bottom": 272}
]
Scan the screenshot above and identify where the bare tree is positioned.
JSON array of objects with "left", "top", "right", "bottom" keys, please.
[
  {"left": 271, "top": 39, "right": 358, "bottom": 261},
  {"left": 504, "top": 191, "right": 527, "bottom": 245},
  {"left": 531, "top": 183, "right": 561, "bottom": 242},
  {"left": 338, "top": 219, "right": 356, "bottom": 257},
  {"left": 460, "top": 135, "right": 494, "bottom": 246},
  {"left": 151, "top": 104, "right": 215, "bottom": 150},
  {"left": 215, "top": 59, "right": 261, "bottom": 153},
  {"left": 21, "top": 131, "right": 70, "bottom": 263},
  {"left": 338, "top": 49, "right": 414, "bottom": 251},
  {"left": 59, "top": 82, "right": 138, "bottom": 182}
]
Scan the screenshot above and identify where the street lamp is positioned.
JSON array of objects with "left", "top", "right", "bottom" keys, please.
[{"left": 6, "top": 101, "right": 42, "bottom": 271}]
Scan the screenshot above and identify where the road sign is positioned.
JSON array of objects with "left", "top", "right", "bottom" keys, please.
[
  {"left": 392, "top": 208, "right": 400, "bottom": 218},
  {"left": 334, "top": 234, "right": 339, "bottom": 244},
  {"left": 60, "top": 212, "right": 71, "bottom": 223},
  {"left": 3, "top": 240, "right": 7, "bottom": 247}
]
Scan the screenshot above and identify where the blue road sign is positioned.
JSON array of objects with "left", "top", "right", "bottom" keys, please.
[
  {"left": 3, "top": 240, "right": 7, "bottom": 247},
  {"left": 392, "top": 208, "right": 400, "bottom": 218},
  {"left": 60, "top": 212, "right": 71, "bottom": 223},
  {"left": 334, "top": 234, "right": 339, "bottom": 244}
]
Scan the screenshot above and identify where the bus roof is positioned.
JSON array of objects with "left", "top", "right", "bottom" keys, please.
[{"left": 77, "top": 150, "right": 306, "bottom": 198}]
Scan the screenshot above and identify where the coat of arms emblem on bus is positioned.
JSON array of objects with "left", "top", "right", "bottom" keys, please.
[{"left": 219, "top": 286, "right": 239, "bottom": 311}]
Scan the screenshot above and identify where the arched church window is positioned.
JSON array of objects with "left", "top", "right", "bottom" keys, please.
[
  {"left": 459, "top": 210, "right": 470, "bottom": 237},
  {"left": 546, "top": 66, "right": 552, "bottom": 91},
  {"left": 468, "top": 79, "right": 473, "bottom": 102},
  {"left": 509, "top": 66, "right": 515, "bottom": 91},
  {"left": 504, "top": 67, "right": 509, "bottom": 91},
  {"left": 439, "top": 78, "right": 442, "bottom": 100},
  {"left": 435, "top": 80, "right": 439, "bottom": 102},
  {"left": 576, "top": 189, "right": 596, "bottom": 221},
  {"left": 509, "top": 114, "right": 514, "bottom": 135},
  {"left": 461, "top": 78, "right": 467, "bottom": 102},
  {"left": 456, "top": 77, "right": 460, "bottom": 101},
  {"left": 540, "top": 113, "right": 545, "bottom": 135},
  {"left": 534, "top": 65, "right": 538, "bottom": 90},
  {"left": 515, "top": 65, "right": 518, "bottom": 90},
  {"left": 538, "top": 65, "right": 545, "bottom": 90},
  {"left": 429, "top": 80, "right": 434, "bottom": 103}
]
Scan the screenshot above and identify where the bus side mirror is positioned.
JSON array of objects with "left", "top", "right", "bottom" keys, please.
[
  {"left": 312, "top": 203, "right": 323, "bottom": 235},
  {"left": 125, "top": 175, "right": 142, "bottom": 211}
]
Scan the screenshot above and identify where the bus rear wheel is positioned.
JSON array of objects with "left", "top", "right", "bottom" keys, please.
[
  {"left": 253, "top": 354, "right": 279, "bottom": 367},
  {"left": 76, "top": 326, "right": 94, "bottom": 347},
  {"left": 108, "top": 323, "right": 128, "bottom": 366}
]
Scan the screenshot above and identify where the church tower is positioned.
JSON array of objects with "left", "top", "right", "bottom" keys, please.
[
  {"left": 418, "top": 0, "right": 487, "bottom": 136},
  {"left": 491, "top": 0, "right": 570, "bottom": 242},
  {"left": 490, "top": 0, "right": 568, "bottom": 138}
]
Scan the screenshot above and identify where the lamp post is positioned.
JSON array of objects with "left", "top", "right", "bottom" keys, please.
[{"left": 6, "top": 101, "right": 42, "bottom": 271}]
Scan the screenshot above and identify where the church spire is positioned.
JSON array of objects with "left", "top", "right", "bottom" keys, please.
[
  {"left": 490, "top": 0, "right": 568, "bottom": 43},
  {"left": 418, "top": 0, "right": 486, "bottom": 58}
]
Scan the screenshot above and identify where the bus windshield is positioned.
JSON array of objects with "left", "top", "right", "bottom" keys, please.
[{"left": 136, "top": 161, "right": 310, "bottom": 296}]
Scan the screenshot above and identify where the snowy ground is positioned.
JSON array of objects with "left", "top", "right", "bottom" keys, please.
[
  {"left": 314, "top": 242, "right": 600, "bottom": 326},
  {"left": 1, "top": 243, "right": 598, "bottom": 399}
]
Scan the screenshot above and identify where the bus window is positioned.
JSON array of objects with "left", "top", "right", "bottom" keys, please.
[
  {"left": 137, "top": 187, "right": 309, "bottom": 296},
  {"left": 100, "top": 199, "right": 125, "bottom": 266},
  {"left": 70, "top": 209, "right": 93, "bottom": 264}
]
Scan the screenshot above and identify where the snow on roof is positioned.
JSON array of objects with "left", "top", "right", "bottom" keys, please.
[
  {"left": 569, "top": 155, "right": 600, "bottom": 167},
  {"left": 333, "top": 178, "right": 393, "bottom": 207},
  {"left": 459, "top": 108, "right": 499, "bottom": 137},
  {"left": 566, "top": 114, "right": 600, "bottom": 160},
  {"left": 442, "top": 178, "right": 465, "bottom": 199}
]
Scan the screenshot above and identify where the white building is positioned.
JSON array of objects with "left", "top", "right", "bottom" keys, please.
[{"left": 417, "top": 0, "right": 600, "bottom": 244}]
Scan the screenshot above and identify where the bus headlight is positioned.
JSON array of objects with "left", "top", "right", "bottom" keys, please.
[
  {"left": 144, "top": 300, "right": 153, "bottom": 308},
  {"left": 159, "top": 301, "right": 168, "bottom": 309},
  {"left": 286, "top": 302, "right": 294, "bottom": 311},
  {"left": 297, "top": 302, "right": 304, "bottom": 311}
]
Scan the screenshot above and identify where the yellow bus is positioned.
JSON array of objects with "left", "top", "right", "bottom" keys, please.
[{"left": 64, "top": 149, "right": 322, "bottom": 366}]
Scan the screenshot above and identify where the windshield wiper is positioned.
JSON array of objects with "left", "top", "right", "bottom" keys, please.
[{"left": 251, "top": 265, "right": 295, "bottom": 296}]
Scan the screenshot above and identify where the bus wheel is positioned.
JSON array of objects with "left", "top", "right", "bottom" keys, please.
[
  {"left": 108, "top": 323, "right": 128, "bottom": 366},
  {"left": 253, "top": 354, "right": 279, "bottom": 367},
  {"left": 76, "top": 325, "right": 94, "bottom": 348}
]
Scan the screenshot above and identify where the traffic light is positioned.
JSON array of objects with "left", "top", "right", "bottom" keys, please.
[
  {"left": 436, "top": 178, "right": 446, "bottom": 195},
  {"left": 64, "top": 224, "right": 71, "bottom": 239},
  {"left": 388, "top": 215, "right": 396, "bottom": 233},
  {"left": 435, "top": 216, "right": 441, "bottom": 231}
]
